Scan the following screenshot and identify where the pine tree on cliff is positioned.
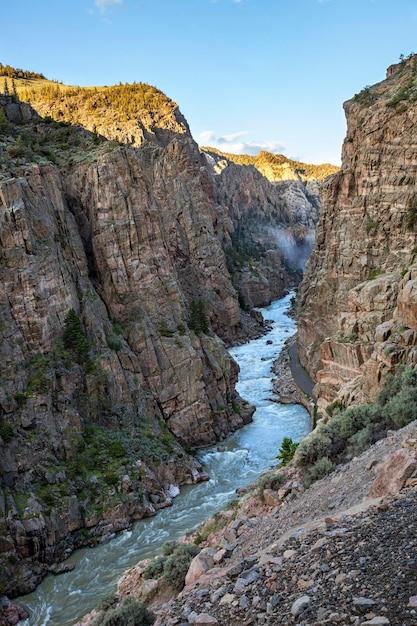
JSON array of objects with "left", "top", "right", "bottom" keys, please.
[
  {"left": 11, "top": 78, "right": 17, "bottom": 99},
  {"left": 3, "top": 78, "right": 9, "bottom": 95},
  {"left": 63, "top": 309, "right": 90, "bottom": 363},
  {"left": 189, "top": 300, "right": 209, "bottom": 335}
]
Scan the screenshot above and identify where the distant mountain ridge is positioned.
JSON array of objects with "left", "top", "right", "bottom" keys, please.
[{"left": 202, "top": 146, "right": 339, "bottom": 182}]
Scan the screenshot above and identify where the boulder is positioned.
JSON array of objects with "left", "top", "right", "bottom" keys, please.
[
  {"left": 369, "top": 448, "right": 417, "bottom": 497},
  {"left": 185, "top": 548, "right": 215, "bottom": 586}
]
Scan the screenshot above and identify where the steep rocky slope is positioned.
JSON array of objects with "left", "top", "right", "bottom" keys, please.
[
  {"left": 64, "top": 57, "right": 417, "bottom": 626},
  {"left": 0, "top": 94, "right": 250, "bottom": 598},
  {"left": 4, "top": 69, "right": 323, "bottom": 309},
  {"left": 77, "top": 420, "right": 417, "bottom": 626},
  {"left": 204, "top": 149, "right": 320, "bottom": 308},
  {"left": 298, "top": 54, "right": 417, "bottom": 413},
  {"left": 0, "top": 66, "right": 319, "bottom": 599}
]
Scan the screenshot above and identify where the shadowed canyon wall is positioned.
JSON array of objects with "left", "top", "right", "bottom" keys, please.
[{"left": 0, "top": 77, "right": 322, "bottom": 596}]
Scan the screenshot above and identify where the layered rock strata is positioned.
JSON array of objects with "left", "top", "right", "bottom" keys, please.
[
  {"left": 298, "top": 55, "right": 417, "bottom": 412},
  {"left": 0, "top": 73, "right": 319, "bottom": 597},
  {"left": 0, "top": 96, "right": 250, "bottom": 596}
]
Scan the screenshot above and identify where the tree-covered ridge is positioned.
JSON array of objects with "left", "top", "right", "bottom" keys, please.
[
  {"left": 0, "top": 97, "right": 116, "bottom": 181},
  {"left": 203, "top": 146, "right": 339, "bottom": 182},
  {"left": 1, "top": 75, "right": 187, "bottom": 145},
  {"left": 17, "top": 82, "right": 178, "bottom": 123},
  {"left": 0, "top": 62, "right": 46, "bottom": 81}
]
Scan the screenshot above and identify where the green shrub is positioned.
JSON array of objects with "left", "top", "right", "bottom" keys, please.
[
  {"left": 194, "top": 514, "right": 227, "bottom": 545},
  {"left": 108, "top": 440, "right": 126, "bottom": 458},
  {"left": 99, "top": 593, "right": 118, "bottom": 612},
  {"left": 66, "top": 425, "right": 128, "bottom": 484},
  {"left": 330, "top": 404, "right": 379, "bottom": 439},
  {"left": 27, "top": 354, "right": 50, "bottom": 394},
  {"left": 188, "top": 300, "right": 209, "bottom": 335},
  {"left": 277, "top": 437, "right": 299, "bottom": 466},
  {"left": 106, "top": 333, "right": 122, "bottom": 351},
  {"left": 0, "top": 422, "right": 14, "bottom": 443},
  {"left": 111, "top": 321, "right": 123, "bottom": 335},
  {"left": 382, "top": 386, "right": 417, "bottom": 428},
  {"left": 387, "top": 64, "right": 417, "bottom": 107},
  {"left": 353, "top": 85, "right": 376, "bottom": 106},
  {"left": 162, "top": 540, "right": 178, "bottom": 556},
  {"left": 97, "top": 598, "right": 154, "bottom": 626},
  {"left": 14, "top": 391, "right": 28, "bottom": 407},
  {"left": 103, "top": 471, "right": 119, "bottom": 487},
  {"left": 303, "top": 457, "right": 334, "bottom": 487},
  {"left": 295, "top": 428, "right": 333, "bottom": 467},
  {"left": 142, "top": 556, "right": 164, "bottom": 579},
  {"left": 257, "top": 469, "right": 287, "bottom": 499},
  {"left": 369, "top": 268, "right": 382, "bottom": 280},
  {"left": 162, "top": 544, "right": 199, "bottom": 590},
  {"left": 338, "top": 332, "right": 358, "bottom": 344},
  {"left": 295, "top": 366, "right": 417, "bottom": 487},
  {"left": 365, "top": 217, "right": 378, "bottom": 234},
  {"left": 159, "top": 320, "right": 175, "bottom": 337},
  {"left": 347, "top": 424, "right": 373, "bottom": 456},
  {"left": 7, "top": 134, "right": 30, "bottom": 158},
  {"left": 37, "top": 485, "right": 59, "bottom": 508},
  {"left": 326, "top": 399, "right": 344, "bottom": 417}
]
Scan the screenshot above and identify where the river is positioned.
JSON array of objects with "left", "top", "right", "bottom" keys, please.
[{"left": 20, "top": 292, "right": 311, "bottom": 625}]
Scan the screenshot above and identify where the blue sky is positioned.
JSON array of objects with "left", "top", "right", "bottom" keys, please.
[{"left": 3, "top": 0, "right": 417, "bottom": 164}]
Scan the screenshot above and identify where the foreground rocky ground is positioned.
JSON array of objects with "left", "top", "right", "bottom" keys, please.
[
  {"left": 158, "top": 489, "right": 417, "bottom": 626},
  {"left": 73, "top": 420, "right": 417, "bottom": 626}
]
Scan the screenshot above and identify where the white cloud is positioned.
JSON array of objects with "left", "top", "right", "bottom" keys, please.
[{"left": 199, "top": 130, "right": 285, "bottom": 156}]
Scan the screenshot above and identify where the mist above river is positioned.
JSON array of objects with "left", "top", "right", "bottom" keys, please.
[{"left": 273, "top": 227, "right": 315, "bottom": 271}]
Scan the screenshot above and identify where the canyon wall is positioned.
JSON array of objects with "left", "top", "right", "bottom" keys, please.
[
  {"left": 0, "top": 79, "right": 320, "bottom": 597},
  {"left": 298, "top": 55, "right": 417, "bottom": 412},
  {"left": 205, "top": 149, "right": 320, "bottom": 308},
  {"left": 0, "top": 96, "right": 254, "bottom": 596}
]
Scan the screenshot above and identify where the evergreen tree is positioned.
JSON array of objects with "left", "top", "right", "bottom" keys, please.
[
  {"left": 3, "top": 78, "right": 9, "bottom": 95},
  {"left": 277, "top": 437, "right": 299, "bottom": 466},
  {"left": 188, "top": 300, "right": 209, "bottom": 335},
  {"left": 0, "top": 108, "right": 10, "bottom": 134},
  {"left": 11, "top": 78, "right": 17, "bottom": 98},
  {"left": 63, "top": 309, "right": 90, "bottom": 363}
]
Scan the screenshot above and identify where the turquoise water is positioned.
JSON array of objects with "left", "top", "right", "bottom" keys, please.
[{"left": 20, "top": 293, "right": 310, "bottom": 625}]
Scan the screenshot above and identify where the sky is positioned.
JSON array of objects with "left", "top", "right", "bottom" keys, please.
[{"left": 2, "top": 0, "right": 417, "bottom": 165}]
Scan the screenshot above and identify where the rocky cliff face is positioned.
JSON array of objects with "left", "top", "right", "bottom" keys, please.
[
  {"left": 205, "top": 149, "right": 320, "bottom": 308},
  {"left": 298, "top": 55, "right": 417, "bottom": 412},
  {"left": 0, "top": 95, "right": 253, "bottom": 597},
  {"left": 0, "top": 75, "right": 318, "bottom": 598}
]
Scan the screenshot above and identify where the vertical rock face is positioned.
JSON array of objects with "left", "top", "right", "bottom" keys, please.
[
  {"left": 0, "top": 76, "right": 319, "bottom": 596},
  {"left": 298, "top": 55, "right": 417, "bottom": 412},
  {"left": 0, "top": 97, "right": 250, "bottom": 596},
  {"left": 63, "top": 140, "right": 245, "bottom": 443},
  {"left": 204, "top": 150, "right": 320, "bottom": 308}
]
